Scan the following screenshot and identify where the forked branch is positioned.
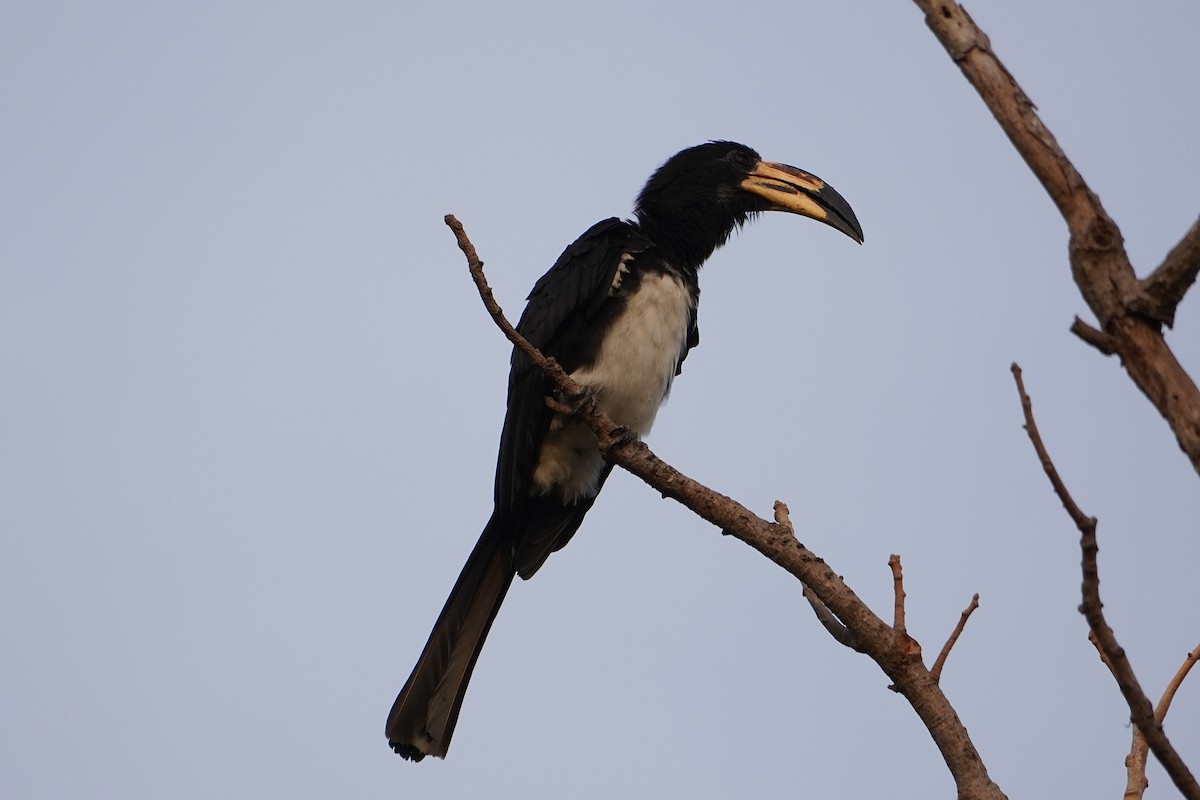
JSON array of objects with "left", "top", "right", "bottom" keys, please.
[
  {"left": 1124, "top": 643, "right": 1200, "bottom": 800},
  {"left": 1011, "top": 364, "right": 1199, "bottom": 800},
  {"left": 911, "top": 0, "right": 1200, "bottom": 475}
]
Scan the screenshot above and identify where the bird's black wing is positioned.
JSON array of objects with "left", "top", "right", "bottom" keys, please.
[
  {"left": 678, "top": 300, "right": 699, "bottom": 375},
  {"left": 493, "top": 218, "right": 645, "bottom": 517}
]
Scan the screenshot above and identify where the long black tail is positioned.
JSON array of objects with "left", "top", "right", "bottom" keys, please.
[{"left": 386, "top": 514, "right": 515, "bottom": 760}]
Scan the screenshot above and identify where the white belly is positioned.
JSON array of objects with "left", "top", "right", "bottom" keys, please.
[{"left": 531, "top": 271, "right": 694, "bottom": 501}]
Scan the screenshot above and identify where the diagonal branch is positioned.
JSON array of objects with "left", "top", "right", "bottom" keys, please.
[
  {"left": 1131, "top": 217, "right": 1200, "bottom": 328},
  {"left": 911, "top": 0, "right": 1200, "bottom": 476},
  {"left": 908, "top": 0, "right": 1134, "bottom": 313},
  {"left": 779, "top": 502, "right": 865, "bottom": 652},
  {"left": 801, "top": 583, "right": 865, "bottom": 652},
  {"left": 446, "top": 213, "right": 1008, "bottom": 800},
  {"left": 931, "top": 594, "right": 980, "bottom": 682},
  {"left": 1011, "top": 363, "right": 1200, "bottom": 800},
  {"left": 1124, "top": 642, "right": 1200, "bottom": 800}
]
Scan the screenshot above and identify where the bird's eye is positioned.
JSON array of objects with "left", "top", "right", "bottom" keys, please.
[{"left": 724, "top": 150, "right": 754, "bottom": 169}]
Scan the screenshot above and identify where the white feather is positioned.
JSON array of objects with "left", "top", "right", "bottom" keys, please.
[{"left": 531, "top": 270, "right": 694, "bottom": 502}]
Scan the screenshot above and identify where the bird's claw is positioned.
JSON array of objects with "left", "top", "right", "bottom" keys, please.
[
  {"left": 604, "top": 424, "right": 639, "bottom": 449},
  {"left": 545, "top": 389, "right": 593, "bottom": 417}
]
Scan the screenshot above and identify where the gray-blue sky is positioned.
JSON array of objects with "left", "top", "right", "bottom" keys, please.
[{"left": 2, "top": 2, "right": 1197, "bottom": 797}]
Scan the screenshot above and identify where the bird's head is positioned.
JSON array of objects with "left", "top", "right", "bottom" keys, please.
[{"left": 634, "top": 141, "right": 863, "bottom": 269}]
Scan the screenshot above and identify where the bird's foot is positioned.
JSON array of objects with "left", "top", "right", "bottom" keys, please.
[
  {"left": 603, "top": 424, "right": 640, "bottom": 450},
  {"left": 545, "top": 387, "right": 597, "bottom": 418}
]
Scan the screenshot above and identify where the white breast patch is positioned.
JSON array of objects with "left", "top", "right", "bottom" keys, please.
[
  {"left": 574, "top": 270, "right": 693, "bottom": 435},
  {"left": 530, "top": 270, "right": 694, "bottom": 502}
]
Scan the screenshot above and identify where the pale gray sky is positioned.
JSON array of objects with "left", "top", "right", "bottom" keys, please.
[{"left": 2, "top": 2, "right": 1197, "bottom": 798}]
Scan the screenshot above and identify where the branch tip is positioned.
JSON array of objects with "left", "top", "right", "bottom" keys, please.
[
  {"left": 889, "top": 554, "right": 907, "bottom": 633},
  {"left": 1070, "top": 317, "right": 1117, "bottom": 354},
  {"left": 931, "top": 593, "right": 980, "bottom": 681}
]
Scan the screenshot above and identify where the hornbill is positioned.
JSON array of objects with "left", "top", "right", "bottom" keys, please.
[{"left": 387, "top": 141, "right": 863, "bottom": 760}]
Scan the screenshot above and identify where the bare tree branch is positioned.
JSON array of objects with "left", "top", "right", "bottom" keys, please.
[
  {"left": 1070, "top": 317, "right": 1117, "bottom": 355},
  {"left": 911, "top": 0, "right": 1200, "bottom": 476},
  {"left": 889, "top": 554, "right": 908, "bottom": 634},
  {"left": 910, "top": 3, "right": 1198, "bottom": 786},
  {"left": 1088, "top": 629, "right": 1117, "bottom": 675},
  {"left": 778, "top": 502, "right": 866, "bottom": 652},
  {"left": 801, "top": 583, "right": 865, "bottom": 652},
  {"left": 1011, "top": 363, "right": 1200, "bottom": 800},
  {"left": 1088, "top": 632, "right": 1200, "bottom": 799},
  {"left": 1156, "top": 644, "right": 1200, "bottom": 744},
  {"left": 1125, "top": 643, "right": 1200, "bottom": 800},
  {"left": 1132, "top": 217, "right": 1200, "bottom": 329},
  {"left": 446, "top": 214, "right": 1008, "bottom": 800},
  {"left": 931, "top": 594, "right": 980, "bottom": 682},
  {"left": 1009, "top": 365, "right": 1095, "bottom": 532}
]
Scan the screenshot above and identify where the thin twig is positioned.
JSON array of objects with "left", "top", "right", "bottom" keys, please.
[
  {"left": 773, "top": 501, "right": 794, "bottom": 535},
  {"left": 1010, "top": 364, "right": 1095, "bottom": 532},
  {"left": 777, "top": 502, "right": 867, "bottom": 652},
  {"left": 886, "top": 555, "right": 922, "bottom": 677},
  {"left": 1157, "top": 644, "right": 1200, "bottom": 730},
  {"left": 445, "top": 214, "right": 586, "bottom": 401},
  {"left": 1011, "top": 363, "right": 1200, "bottom": 800},
  {"left": 801, "top": 584, "right": 865, "bottom": 653},
  {"left": 1070, "top": 317, "right": 1116, "bottom": 355},
  {"left": 889, "top": 554, "right": 907, "bottom": 633},
  {"left": 931, "top": 594, "right": 980, "bottom": 682}
]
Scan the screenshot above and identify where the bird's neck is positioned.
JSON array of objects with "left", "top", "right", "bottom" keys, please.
[{"left": 636, "top": 211, "right": 745, "bottom": 272}]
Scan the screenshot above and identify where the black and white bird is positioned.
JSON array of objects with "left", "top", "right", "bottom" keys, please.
[{"left": 387, "top": 141, "right": 863, "bottom": 760}]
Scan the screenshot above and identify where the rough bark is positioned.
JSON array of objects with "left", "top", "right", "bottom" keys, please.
[{"left": 911, "top": 0, "right": 1200, "bottom": 476}]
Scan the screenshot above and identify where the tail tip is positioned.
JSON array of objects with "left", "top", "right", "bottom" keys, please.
[{"left": 390, "top": 739, "right": 429, "bottom": 761}]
